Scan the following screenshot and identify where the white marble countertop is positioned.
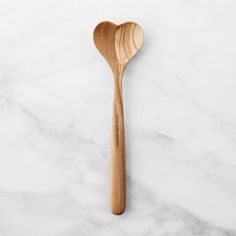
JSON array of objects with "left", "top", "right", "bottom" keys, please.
[{"left": 0, "top": 0, "right": 236, "bottom": 235}]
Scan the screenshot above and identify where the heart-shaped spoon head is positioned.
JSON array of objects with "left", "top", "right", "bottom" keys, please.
[{"left": 93, "top": 21, "right": 144, "bottom": 69}]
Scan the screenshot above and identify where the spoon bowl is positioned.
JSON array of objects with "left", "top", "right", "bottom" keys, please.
[{"left": 93, "top": 21, "right": 143, "bottom": 68}]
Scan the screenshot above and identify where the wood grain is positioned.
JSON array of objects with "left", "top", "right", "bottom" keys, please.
[{"left": 93, "top": 21, "right": 143, "bottom": 215}]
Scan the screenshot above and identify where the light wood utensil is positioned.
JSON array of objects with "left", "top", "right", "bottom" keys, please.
[{"left": 93, "top": 21, "right": 144, "bottom": 215}]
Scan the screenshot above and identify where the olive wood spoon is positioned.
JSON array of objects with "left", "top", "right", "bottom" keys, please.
[{"left": 93, "top": 21, "right": 144, "bottom": 215}]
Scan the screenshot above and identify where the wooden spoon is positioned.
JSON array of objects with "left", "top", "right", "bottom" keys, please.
[{"left": 93, "top": 21, "right": 144, "bottom": 215}]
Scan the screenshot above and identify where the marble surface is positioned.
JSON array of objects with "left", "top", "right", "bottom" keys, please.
[{"left": 0, "top": 0, "right": 236, "bottom": 235}]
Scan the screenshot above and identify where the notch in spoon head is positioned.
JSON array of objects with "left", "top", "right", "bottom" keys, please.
[{"left": 93, "top": 21, "right": 144, "bottom": 68}]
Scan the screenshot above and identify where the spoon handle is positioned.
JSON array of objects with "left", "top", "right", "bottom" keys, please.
[{"left": 110, "top": 73, "right": 126, "bottom": 215}]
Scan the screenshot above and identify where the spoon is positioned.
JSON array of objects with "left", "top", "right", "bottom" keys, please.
[{"left": 93, "top": 21, "right": 144, "bottom": 215}]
